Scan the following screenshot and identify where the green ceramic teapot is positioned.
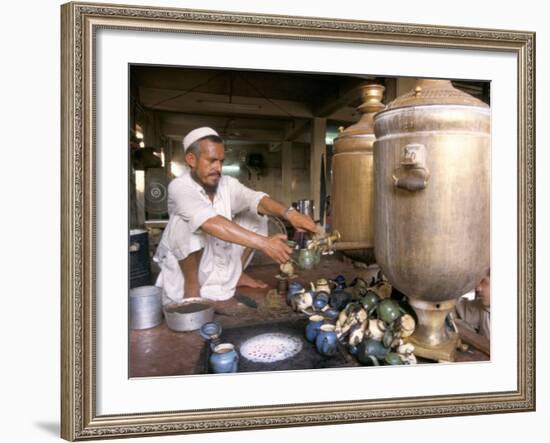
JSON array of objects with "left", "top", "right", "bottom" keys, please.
[
  {"left": 377, "top": 299, "right": 404, "bottom": 324},
  {"left": 356, "top": 338, "right": 389, "bottom": 366},
  {"left": 359, "top": 290, "right": 380, "bottom": 314}
]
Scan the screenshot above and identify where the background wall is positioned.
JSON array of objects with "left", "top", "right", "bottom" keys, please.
[{"left": 0, "top": 0, "right": 546, "bottom": 442}]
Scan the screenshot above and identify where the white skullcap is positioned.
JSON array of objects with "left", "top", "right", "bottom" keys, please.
[{"left": 183, "top": 127, "right": 220, "bottom": 151}]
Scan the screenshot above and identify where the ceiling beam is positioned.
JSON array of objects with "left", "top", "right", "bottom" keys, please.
[
  {"left": 140, "top": 88, "right": 313, "bottom": 119},
  {"left": 162, "top": 122, "right": 286, "bottom": 143}
]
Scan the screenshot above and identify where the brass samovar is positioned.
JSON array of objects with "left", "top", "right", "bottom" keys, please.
[
  {"left": 332, "top": 84, "right": 385, "bottom": 264},
  {"left": 373, "top": 79, "right": 490, "bottom": 361}
]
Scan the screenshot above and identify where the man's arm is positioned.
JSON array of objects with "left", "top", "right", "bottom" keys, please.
[
  {"left": 257, "top": 196, "right": 318, "bottom": 234},
  {"left": 201, "top": 215, "right": 291, "bottom": 264}
]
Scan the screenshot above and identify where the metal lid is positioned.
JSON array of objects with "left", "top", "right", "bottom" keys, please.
[
  {"left": 383, "top": 79, "right": 488, "bottom": 111},
  {"left": 333, "top": 84, "right": 385, "bottom": 153}
]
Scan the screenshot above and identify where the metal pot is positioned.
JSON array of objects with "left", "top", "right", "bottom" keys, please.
[
  {"left": 373, "top": 79, "right": 490, "bottom": 361},
  {"left": 332, "top": 84, "right": 385, "bottom": 264},
  {"left": 163, "top": 297, "right": 215, "bottom": 332},
  {"left": 129, "top": 229, "right": 151, "bottom": 289},
  {"left": 129, "top": 285, "right": 162, "bottom": 330}
]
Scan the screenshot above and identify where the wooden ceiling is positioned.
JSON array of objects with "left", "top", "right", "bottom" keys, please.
[
  {"left": 131, "top": 65, "right": 379, "bottom": 147},
  {"left": 131, "top": 65, "right": 489, "bottom": 150}
]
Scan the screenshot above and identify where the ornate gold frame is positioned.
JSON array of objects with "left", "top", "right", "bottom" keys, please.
[{"left": 61, "top": 1, "right": 535, "bottom": 440}]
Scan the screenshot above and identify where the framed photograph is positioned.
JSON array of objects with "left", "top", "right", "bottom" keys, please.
[{"left": 61, "top": 1, "right": 535, "bottom": 440}]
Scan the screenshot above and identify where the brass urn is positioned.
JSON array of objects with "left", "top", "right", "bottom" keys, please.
[
  {"left": 373, "top": 79, "right": 490, "bottom": 361},
  {"left": 332, "top": 84, "right": 385, "bottom": 264}
]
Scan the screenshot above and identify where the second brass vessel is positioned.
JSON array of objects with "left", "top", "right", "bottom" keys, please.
[{"left": 332, "top": 84, "right": 385, "bottom": 264}]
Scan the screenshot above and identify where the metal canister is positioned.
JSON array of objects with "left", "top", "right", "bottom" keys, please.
[
  {"left": 277, "top": 276, "right": 289, "bottom": 295},
  {"left": 129, "top": 285, "right": 163, "bottom": 330},
  {"left": 296, "top": 199, "right": 314, "bottom": 218},
  {"left": 373, "top": 79, "right": 490, "bottom": 361},
  {"left": 129, "top": 229, "right": 151, "bottom": 289},
  {"left": 332, "top": 84, "right": 385, "bottom": 264}
]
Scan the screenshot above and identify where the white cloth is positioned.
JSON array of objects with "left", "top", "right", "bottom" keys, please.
[
  {"left": 454, "top": 297, "right": 490, "bottom": 339},
  {"left": 153, "top": 171, "right": 268, "bottom": 304}
]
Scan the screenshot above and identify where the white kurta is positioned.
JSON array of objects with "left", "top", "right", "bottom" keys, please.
[{"left": 153, "top": 171, "right": 268, "bottom": 304}]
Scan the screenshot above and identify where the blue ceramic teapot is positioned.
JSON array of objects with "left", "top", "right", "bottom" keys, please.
[
  {"left": 209, "top": 343, "right": 239, "bottom": 373},
  {"left": 305, "top": 315, "right": 325, "bottom": 343},
  {"left": 315, "top": 324, "right": 338, "bottom": 356}
]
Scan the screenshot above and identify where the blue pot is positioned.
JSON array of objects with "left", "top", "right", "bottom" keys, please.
[
  {"left": 323, "top": 307, "right": 340, "bottom": 321},
  {"left": 315, "top": 324, "right": 338, "bottom": 356},
  {"left": 287, "top": 282, "right": 304, "bottom": 306},
  {"left": 312, "top": 291, "right": 330, "bottom": 312},
  {"left": 200, "top": 321, "right": 222, "bottom": 341},
  {"left": 330, "top": 289, "right": 352, "bottom": 310},
  {"left": 209, "top": 343, "right": 239, "bottom": 373},
  {"left": 305, "top": 315, "right": 325, "bottom": 343},
  {"left": 333, "top": 274, "right": 347, "bottom": 289}
]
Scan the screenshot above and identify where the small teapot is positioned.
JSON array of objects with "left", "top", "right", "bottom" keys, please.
[
  {"left": 322, "top": 307, "right": 340, "bottom": 322},
  {"left": 294, "top": 289, "right": 314, "bottom": 312},
  {"left": 315, "top": 324, "right": 338, "bottom": 357},
  {"left": 298, "top": 248, "right": 315, "bottom": 270},
  {"left": 356, "top": 338, "right": 389, "bottom": 366},
  {"left": 377, "top": 299, "right": 405, "bottom": 324},
  {"left": 329, "top": 289, "right": 352, "bottom": 311},
  {"left": 331, "top": 274, "right": 347, "bottom": 290},
  {"left": 313, "top": 278, "right": 331, "bottom": 294},
  {"left": 312, "top": 291, "right": 330, "bottom": 312},
  {"left": 199, "top": 321, "right": 223, "bottom": 350},
  {"left": 286, "top": 281, "right": 304, "bottom": 307},
  {"left": 305, "top": 315, "right": 325, "bottom": 343},
  {"left": 359, "top": 290, "right": 380, "bottom": 315},
  {"left": 209, "top": 343, "right": 239, "bottom": 373}
]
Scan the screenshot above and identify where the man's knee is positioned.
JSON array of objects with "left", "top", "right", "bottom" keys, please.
[{"left": 169, "top": 221, "right": 205, "bottom": 261}]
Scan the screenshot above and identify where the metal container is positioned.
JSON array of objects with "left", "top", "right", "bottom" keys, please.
[
  {"left": 332, "top": 84, "right": 385, "bottom": 264},
  {"left": 373, "top": 79, "right": 490, "bottom": 361},
  {"left": 296, "top": 199, "right": 314, "bottom": 218},
  {"left": 163, "top": 297, "right": 215, "bottom": 332},
  {"left": 129, "top": 285, "right": 163, "bottom": 330},
  {"left": 129, "top": 229, "right": 151, "bottom": 289}
]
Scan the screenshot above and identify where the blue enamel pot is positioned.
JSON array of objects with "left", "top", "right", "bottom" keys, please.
[
  {"left": 305, "top": 315, "right": 325, "bottom": 343},
  {"left": 315, "top": 324, "right": 338, "bottom": 357},
  {"left": 209, "top": 343, "right": 239, "bottom": 373}
]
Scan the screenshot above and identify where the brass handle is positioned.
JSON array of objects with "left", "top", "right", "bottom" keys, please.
[{"left": 392, "top": 143, "right": 430, "bottom": 192}]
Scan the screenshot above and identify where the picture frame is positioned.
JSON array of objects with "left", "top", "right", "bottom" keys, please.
[{"left": 61, "top": 1, "right": 535, "bottom": 440}]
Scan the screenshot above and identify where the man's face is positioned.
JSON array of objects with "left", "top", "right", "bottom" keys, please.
[
  {"left": 186, "top": 139, "right": 224, "bottom": 191},
  {"left": 475, "top": 275, "right": 490, "bottom": 308}
]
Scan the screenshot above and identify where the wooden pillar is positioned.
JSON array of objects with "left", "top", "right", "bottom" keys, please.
[
  {"left": 310, "top": 117, "right": 326, "bottom": 221},
  {"left": 144, "top": 109, "right": 155, "bottom": 147},
  {"left": 281, "top": 141, "right": 293, "bottom": 206}
]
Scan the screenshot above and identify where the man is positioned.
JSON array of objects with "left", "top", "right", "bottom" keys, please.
[
  {"left": 454, "top": 269, "right": 491, "bottom": 340},
  {"left": 153, "top": 127, "right": 318, "bottom": 304}
]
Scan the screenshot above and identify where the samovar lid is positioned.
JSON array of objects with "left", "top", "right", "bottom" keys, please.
[
  {"left": 384, "top": 79, "right": 488, "bottom": 111},
  {"left": 333, "top": 84, "right": 385, "bottom": 149}
]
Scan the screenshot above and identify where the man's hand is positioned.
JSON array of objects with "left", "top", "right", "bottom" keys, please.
[
  {"left": 287, "top": 210, "right": 318, "bottom": 234},
  {"left": 261, "top": 233, "right": 292, "bottom": 265}
]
